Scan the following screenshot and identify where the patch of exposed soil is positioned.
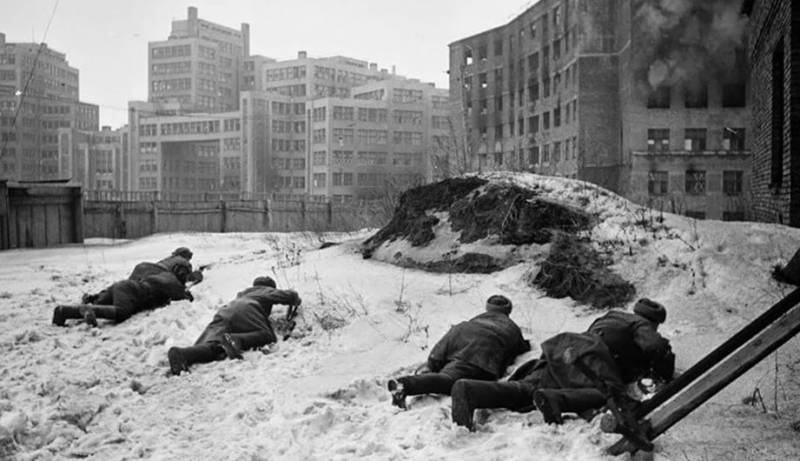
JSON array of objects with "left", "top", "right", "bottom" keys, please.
[
  {"left": 527, "top": 234, "right": 635, "bottom": 309},
  {"left": 362, "top": 177, "right": 592, "bottom": 258}
]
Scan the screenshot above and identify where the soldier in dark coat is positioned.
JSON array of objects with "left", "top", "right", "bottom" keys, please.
[
  {"left": 450, "top": 298, "right": 674, "bottom": 430},
  {"left": 53, "top": 260, "right": 194, "bottom": 327},
  {"left": 387, "top": 295, "right": 530, "bottom": 409},
  {"left": 167, "top": 276, "right": 301, "bottom": 375},
  {"left": 82, "top": 247, "right": 200, "bottom": 305}
]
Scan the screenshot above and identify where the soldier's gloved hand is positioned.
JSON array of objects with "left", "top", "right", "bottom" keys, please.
[{"left": 185, "top": 290, "right": 194, "bottom": 302}]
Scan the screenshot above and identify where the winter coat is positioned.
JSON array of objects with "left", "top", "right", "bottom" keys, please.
[
  {"left": 427, "top": 311, "right": 530, "bottom": 378},
  {"left": 128, "top": 255, "right": 191, "bottom": 281},
  {"left": 156, "top": 255, "right": 193, "bottom": 274},
  {"left": 194, "top": 286, "right": 301, "bottom": 348},
  {"left": 587, "top": 310, "right": 674, "bottom": 382},
  {"left": 103, "top": 271, "right": 191, "bottom": 313},
  {"left": 509, "top": 332, "right": 623, "bottom": 392}
]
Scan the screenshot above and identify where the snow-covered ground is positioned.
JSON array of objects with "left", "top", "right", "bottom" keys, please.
[{"left": 2, "top": 173, "right": 800, "bottom": 460}]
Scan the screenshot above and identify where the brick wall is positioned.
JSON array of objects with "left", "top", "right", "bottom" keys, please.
[{"left": 747, "top": 0, "right": 798, "bottom": 226}]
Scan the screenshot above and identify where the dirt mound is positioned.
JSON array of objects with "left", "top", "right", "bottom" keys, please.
[
  {"left": 527, "top": 234, "right": 635, "bottom": 309},
  {"left": 362, "top": 177, "right": 592, "bottom": 258}
]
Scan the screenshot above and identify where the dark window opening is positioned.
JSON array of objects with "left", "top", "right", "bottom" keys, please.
[
  {"left": 722, "top": 211, "right": 745, "bottom": 221},
  {"left": 722, "top": 82, "right": 746, "bottom": 107},
  {"left": 684, "top": 128, "right": 707, "bottom": 151},
  {"left": 684, "top": 82, "right": 708, "bottom": 108},
  {"left": 685, "top": 170, "right": 706, "bottom": 195},
  {"left": 647, "top": 85, "right": 670, "bottom": 108},
  {"left": 723, "top": 170, "right": 743, "bottom": 196},
  {"left": 771, "top": 38, "right": 785, "bottom": 189},
  {"left": 723, "top": 127, "right": 746, "bottom": 151},
  {"left": 648, "top": 171, "right": 668, "bottom": 195}
]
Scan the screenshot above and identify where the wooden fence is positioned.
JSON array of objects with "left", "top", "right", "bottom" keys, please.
[
  {"left": 83, "top": 198, "right": 392, "bottom": 239},
  {"left": 1, "top": 181, "right": 83, "bottom": 250}
]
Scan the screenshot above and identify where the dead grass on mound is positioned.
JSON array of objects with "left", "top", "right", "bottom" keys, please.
[
  {"left": 362, "top": 177, "right": 593, "bottom": 263},
  {"left": 528, "top": 234, "right": 635, "bottom": 309}
]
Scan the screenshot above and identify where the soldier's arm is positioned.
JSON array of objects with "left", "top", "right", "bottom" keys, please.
[
  {"left": 232, "top": 327, "right": 277, "bottom": 349},
  {"left": 427, "top": 330, "right": 452, "bottom": 372},
  {"left": 267, "top": 289, "right": 301, "bottom": 306}
]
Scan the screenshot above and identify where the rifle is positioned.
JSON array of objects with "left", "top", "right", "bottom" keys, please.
[
  {"left": 283, "top": 304, "right": 300, "bottom": 340},
  {"left": 186, "top": 263, "right": 213, "bottom": 288}
]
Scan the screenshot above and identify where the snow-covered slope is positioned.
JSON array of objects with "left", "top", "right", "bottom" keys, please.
[{"left": 2, "top": 173, "right": 800, "bottom": 460}]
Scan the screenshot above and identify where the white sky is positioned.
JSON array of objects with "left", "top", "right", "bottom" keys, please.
[{"left": 2, "top": 0, "right": 538, "bottom": 127}]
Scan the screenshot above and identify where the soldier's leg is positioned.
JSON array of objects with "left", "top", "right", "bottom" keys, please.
[
  {"left": 532, "top": 388, "right": 607, "bottom": 424},
  {"left": 451, "top": 380, "right": 536, "bottom": 430},
  {"left": 168, "top": 343, "right": 223, "bottom": 375},
  {"left": 52, "top": 305, "right": 84, "bottom": 326}
]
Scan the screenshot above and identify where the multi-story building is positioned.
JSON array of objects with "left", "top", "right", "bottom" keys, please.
[
  {"left": 743, "top": 0, "right": 799, "bottom": 227},
  {"left": 57, "top": 125, "right": 130, "bottom": 192},
  {"left": 304, "top": 79, "right": 450, "bottom": 202},
  {"left": 127, "top": 97, "right": 269, "bottom": 200},
  {"left": 148, "top": 7, "right": 249, "bottom": 112},
  {"left": 449, "top": 0, "right": 751, "bottom": 220},
  {"left": 0, "top": 32, "right": 98, "bottom": 181}
]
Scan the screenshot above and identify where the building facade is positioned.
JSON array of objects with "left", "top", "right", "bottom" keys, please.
[
  {"left": 57, "top": 126, "right": 129, "bottom": 192},
  {"left": 743, "top": 0, "right": 799, "bottom": 227},
  {"left": 148, "top": 7, "right": 249, "bottom": 112},
  {"left": 449, "top": 0, "right": 751, "bottom": 221},
  {"left": 0, "top": 32, "right": 98, "bottom": 182}
]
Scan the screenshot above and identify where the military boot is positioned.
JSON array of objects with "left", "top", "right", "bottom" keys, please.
[
  {"left": 168, "top": 344, "right": 221, "bottom": 376},
  {"left": 52, "top": 305, "right": 83, "bottom": 326}
]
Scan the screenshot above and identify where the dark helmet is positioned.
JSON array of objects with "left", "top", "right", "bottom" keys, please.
[
  {"left": 173, "top": 247, "right": 193, "bottom": 260},
  {"left": 253, "top": 276, "right": 276, "bottom": 288},
  {"left": 485, "top": 294, "right": 513, "bottom": 315},
  {"left": 634, "top": 298, "right": 667, "bottom": 324}
]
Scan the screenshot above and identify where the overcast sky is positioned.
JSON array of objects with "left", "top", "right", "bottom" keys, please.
[{"left": 2, "top": 0, "right": 536, "bottom": 127}]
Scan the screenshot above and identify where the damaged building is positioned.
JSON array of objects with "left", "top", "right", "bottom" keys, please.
[
  {"left": 742, "top": 0, "right": 799, "bottom": 227},
  {"left": 449, "top": 0, "right": 751, "bottom": 221}
]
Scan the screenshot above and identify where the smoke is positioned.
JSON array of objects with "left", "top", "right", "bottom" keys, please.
[{"left": 634, "top": 0, "right": 748, "bottom": 89}]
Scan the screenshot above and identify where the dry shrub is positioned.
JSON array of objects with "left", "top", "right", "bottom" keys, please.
[{"left": 528, "top": 234, "right": 635, "bottom": 309}]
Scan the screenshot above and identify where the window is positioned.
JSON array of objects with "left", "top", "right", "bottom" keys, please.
[
  {"left": 685, "top": 170, "right": 706, "bottom": 195},
  {"left": 313, "top": 173, "right": 326, "bottom": 188},
  {"left": 529, "top": 146, "right": 540, "bottom": 165},
  {"left": 313, "top": 151, "right": 327, "bottom": 166},
  {"left": 647, "top": 86, "right": 671, "bottom": 108},
  {"left": 494, "top": 39, "right": 503, "bottom": 56},
  {"left": 528, "top": 116, "right": 538, "bottom": 134},
  {"left": 494, "top": 151, "right": 503, "bottom": 165},
  {"left": 722, "top": 82, "right": 746, "bottom": 107},
  {"left": 647, "top": 129, "right": 670, "bottom": 152},
  {"left": 648, "top": 171, "right": 668, "bottom": 195},
  {"left": 684, "top": 129, "right": 706, "bottom": 151},
  {"left": 553, "top": 141, "right": 561, "bottom": 163},
  {"left": 333, "top": 106, "right": 354, "bottom": 121},
  {"left": 528, "top": 53, "right": 539, "bottom": 74},
  {"left": 543, "top": 112, "right": 550, "bottom": 130},
  {"left": 771, "top": 38, "right": 785, "bottom": 189},
  {"left": 722, "top": 128, "right": 745, "bottom": 151},
  {"left": 684, "top": 82, "right": 708, "bottom": 108},
  {"left": 723, "top": 211, "right": 745, "bottom": 221},
  {"left": 543, "top": 144, "right": 550, "bottom": 163},
  {"left": 723, "top": 171, "right": 743, "bottom": 196},
  {"left": 553, "top": 107, "right": 561, "bottom": 127}
]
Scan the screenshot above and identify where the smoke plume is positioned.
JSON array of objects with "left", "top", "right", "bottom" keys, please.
[{"left": 634, "top": 0, "right": 748, "bottom": 89}]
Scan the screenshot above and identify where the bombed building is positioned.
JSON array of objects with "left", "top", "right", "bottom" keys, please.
[
  {"left": 449, "top": 0, "right": 751, "bottom": 221},
  {"left": 742, "top": 0, "right": 799, "bottom": 227}
]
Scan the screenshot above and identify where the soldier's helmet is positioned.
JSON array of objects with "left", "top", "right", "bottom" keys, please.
[
  {"left": 173, "top": 247, "right": 193, "bottom": 260},
  {"left": 252, "top": 276, "right": 276, "bottom": 288}
]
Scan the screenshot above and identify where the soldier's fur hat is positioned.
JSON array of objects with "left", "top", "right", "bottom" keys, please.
[
  {"left": 634, "top": 298, "right": 667, "bottom": 324},
  {"left": 173, "top": 247, "right": 193, "bottom": 260},
  {"left": 253, "top": 276, "right": 276, "bottom": 288},
  {"left": 486, "top": 295, "right": 513, "bottom": 315}
]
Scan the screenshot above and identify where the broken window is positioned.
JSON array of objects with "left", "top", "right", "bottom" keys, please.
[
  {"left": 723, "top": 170, "right": 743, "bottom": 196},
  {"left": 647, "top": 129, "right": 670, "bottom": 152},
  {"left": 648, "top": 171, "right": 668, "bottom": 195},
  {"left": 722, "top": 82, "right": 746, "bottom": 107},
  {"left": 530, "top": 23, "right": 537, "bottom": 39},
  {"left": 464, "top": 46, "right": 473, "bottom": 66},
  {"left": 684, "top": 82, "right": 708, "bottom": 108},
  {"left": 685, "top": 170, "right": 706, "bottom": 195},
  {"left": 478, "top": 43, "right": 488, "bottom": 61},
  {"left": 684, "top": 128, "right": 706, "bottom": 151},
  {"left": 480, "top": 99, "right": 488, "bottom": 115},
  {"left": 479, "top": 73, "right": 488, "bottom": 89},
  {"left": 771, "top": 38, "right": 784, "bottom": 189},
  {"left": 722, "top": 127, "right": 745, "bottom": 151},
  {"left": 647, "top": 85, "right": 671, "bottom": 108},
  {"left": 553, "top": 5, "right": 561, "bottom": 26}
]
